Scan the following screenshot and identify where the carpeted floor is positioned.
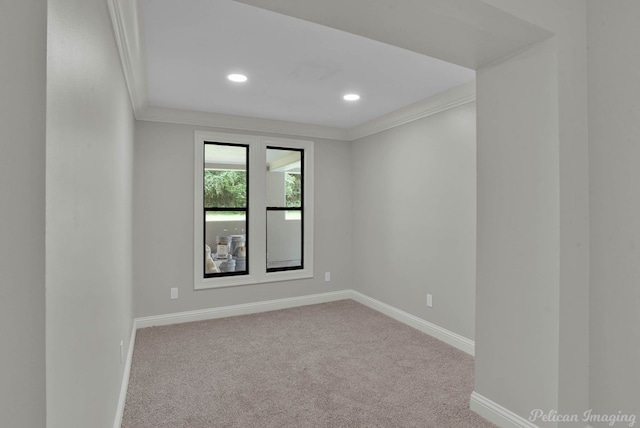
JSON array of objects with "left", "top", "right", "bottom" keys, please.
[{"left": 122, "top": 300, "right": 496, "bottom": 428}]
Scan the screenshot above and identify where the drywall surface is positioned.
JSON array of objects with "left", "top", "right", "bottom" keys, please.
[
  {"left": 587, "top": 1, "right": 640, "bottom": 425},
  {"left": 133, "top": 121, "right": 352, "bottom": 317},
  {"left": 0, "top": 1, "right": 47, "bottom": 427},
  {"left": 476, "top": 39, "right": 561, "bottom": 424},
  {"left": 351, "top": 101, "right": 477, "bottom": 340},
  {"left": 475, "top": 1, "right": 589, "bottom": 426},
  {"left": 46, "top": 0, "right": 135, "bottom": 426},
  {"left": 235, "top": 0, "right": 552, "bottom": 70}
]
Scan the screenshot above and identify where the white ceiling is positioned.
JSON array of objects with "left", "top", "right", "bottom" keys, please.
[{"left": 139, "top": 0, "right": 475, "bottom": 129}]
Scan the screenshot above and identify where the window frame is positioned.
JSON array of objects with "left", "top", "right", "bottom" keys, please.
[
  {"left": 266, "top": 146, "right": 304, "bottom": 273},
  {"left": 203, "top": 141, "right": 249, "bottom": 279},
  {"left": 194, "top": 131, "right": 314, "bottom": 290}
]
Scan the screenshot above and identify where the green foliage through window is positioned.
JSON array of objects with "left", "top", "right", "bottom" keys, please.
[
  {"left": 285, "top": 173, "right": 302, "bottom": 207},
  {"left": 204, "top": 170, "right": 246, "bottom": 208}
]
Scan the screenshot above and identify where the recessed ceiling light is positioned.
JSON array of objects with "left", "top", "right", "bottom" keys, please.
[
  {"left": 227, "top": 73, "right": 248, "bottom": 83},
  {"left": 343, "top": 93, "right": 360, "bottom": 101}
]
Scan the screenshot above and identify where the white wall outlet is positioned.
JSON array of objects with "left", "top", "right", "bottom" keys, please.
[
  {"left": 427, "top": 293, "right": 433, "bottom": 308},
  {"left": 324, "top": 272, "right": 331, "bottom": 282},
  {"left": 120, "top": 340, "right": 124, "bottom": 364},
  {"left": 171, "top": 287, "right": 178, "bottom": 299}
]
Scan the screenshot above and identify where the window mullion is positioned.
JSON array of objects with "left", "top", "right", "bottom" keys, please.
[{"left": 248, "top": 140, "right": 267, "bottom": 280}]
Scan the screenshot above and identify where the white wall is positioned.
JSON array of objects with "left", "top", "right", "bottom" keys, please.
[
  {"left": 0, "top": 1, "right": 47, "bottom": 427},
  {"left": 474, "top": 1, "right": 589, "bottom": 425},
  {"left": 476, "top": 39, "right": 561, "bottom": 421},
  {"left": 133, "top": 120, "right": 351, "bottom": 317},
  {"left": 46, "top": 0, "right": 135, "bottom": 426},
  {"left": 351, "top": 101, "right": 477, "bottom": 340},
  {"left": 587, "top": 1, "right": 640, "bottom": 425}
]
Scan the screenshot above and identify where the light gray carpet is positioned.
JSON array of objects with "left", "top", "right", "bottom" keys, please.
[{"left": 122, "top": 300, "right": 496, "bottom": 428}]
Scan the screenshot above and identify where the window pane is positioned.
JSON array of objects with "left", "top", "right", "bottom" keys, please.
[
  {"left": 267, "top": 210, "right": 301, "bottom": 270},
  {"left": 266, "top": 148, "right": 302, "bottom": 208},
  {"left": 205, "top": 217, "right": 247, "bottom": 274},
  {"left": 204, "top": 144, "right": 247, "bottom": 209},
  {"left": 204, "top": 142, "right": 248, "bottom": 277},
  {"left": 266, "top": 147, "right": 303, "bottom": 272}
]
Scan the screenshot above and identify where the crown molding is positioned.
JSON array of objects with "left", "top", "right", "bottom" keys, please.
[
  {"left": 108, "top": 0, "right": 148, "bottom": 115},
  {"left": 108, "top": 0, "right": 475, "bottom": 141},
  {"left": 138, "top": 106, "right": 349, "bottom": 141},
  {"left": 136, "top": 86, "right": 475, "bottom": 142},
  {"left": 346, "top": 81, "right": 476, "bottom": 141}
]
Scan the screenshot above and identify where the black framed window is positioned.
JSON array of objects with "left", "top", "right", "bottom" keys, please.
[
  {"left": 203, "top": 142, "right": 248, "bottom": 277},
  {"left": 266, "top": 147, "right": 304, "bottom": 272},
  {"left": 195, "top": 131, "right": 314, "bottom": 289}
]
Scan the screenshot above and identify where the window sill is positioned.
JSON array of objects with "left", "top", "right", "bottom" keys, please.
[{"left": 194, "top": 269, "right": 313, "bottom": 290}]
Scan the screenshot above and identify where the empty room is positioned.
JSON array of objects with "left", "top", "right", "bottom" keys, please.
[{"left": 2, "top": 1, "right": 640, "bottom": 428}]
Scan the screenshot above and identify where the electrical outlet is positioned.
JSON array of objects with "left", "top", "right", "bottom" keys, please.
[
  {"left": 427, "top": 294, "right": 433, "bottom": 308},
  {"left": 120, "top": 340, "right": 124, "bottom": 364},
  {"left": 171, "top": 288, "right": 178, "bottom": 299},
  {"left": 325, "top": 272, "right": 331, "bottom": 282}
]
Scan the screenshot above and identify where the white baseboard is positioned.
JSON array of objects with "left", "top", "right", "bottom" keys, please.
[
  {"left": 113, "top": 322, "right": 136, "bottom": 428},
  {"left": 470, "top": 391, "right": 539, "bottom": 428},
  {"left": 133, "top": 290, "right": 475, "bottom": 356},
  {"left": 470, "top": 392, "right": 595, "bottom": 428},
  {"left": 135, "top": 290, "right": 353, "bottom": 329},
  {"left": 350, "top": 291, "right": 475, "bottom": 355}
]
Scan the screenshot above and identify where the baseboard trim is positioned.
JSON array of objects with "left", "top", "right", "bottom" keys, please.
[
  {"left": 133, "top": 290, "right": 474, "bottom": 356},
  {"left": 470, "top": 391, "right": 540, "bottom": 428},
  {"left": 350, "top": 291, "right": 475, "bottom": 355},
  {"left": 134, "top": 290, "right": 353, "bottom": 329},
  {"left": 113, "top": 322, "right": 136, "bottom": 428}
]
